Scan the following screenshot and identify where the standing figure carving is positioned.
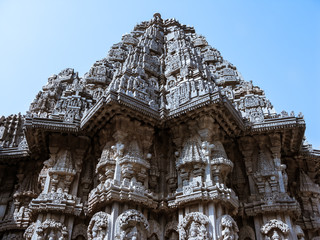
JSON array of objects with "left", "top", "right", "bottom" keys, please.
[
  {"left": 217, "top": 215, "right": 239, "bottom": 240},
  {"left": 178, "top": 212, "right": 209, "bottom": 240},
  {"left": 88, "top": 212, "right": 110, "bottom": 240},
  {"left": 115, "top": 209, "right": 149, "bottom": 240},
  {"left": 36, "top": 219, "right": 68, "bottom": 240},
  {"left": 260, "top": 219, "right": 289, "bottom": 240}
]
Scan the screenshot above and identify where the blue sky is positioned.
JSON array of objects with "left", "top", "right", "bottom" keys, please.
[{"left": 0, "top": 0, "right": 319, "bottom": 148}]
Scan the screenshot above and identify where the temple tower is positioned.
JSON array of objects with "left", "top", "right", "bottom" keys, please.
[{"left": 0, "top": 13, "right": 319, "bottom": 240}]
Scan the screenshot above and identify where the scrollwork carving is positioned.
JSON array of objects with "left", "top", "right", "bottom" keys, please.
[
  {"left": 115, "top": 209, "right": 149, "bottom": 240},
  {"left": 88, "top": 211, "right": 110, "bottom": 240},
  {"left": 178, "top": 212, "right": 209, "bottom": 240},
  {"left": 217, "top": 215, "right": 239, "bottom": 240},
  {"left": 24, "top": 222, "right": 36, "bottom": 240},
  {"left": 260, "top": 219, "right": 289, "bottom": 240},
  {"left": 36, "top": 219, "right": 68, "bottom": 240}
]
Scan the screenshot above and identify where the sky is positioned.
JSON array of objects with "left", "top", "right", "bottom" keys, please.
[{"left": 0, "top": 0, "right": 319, "bottom": 148}]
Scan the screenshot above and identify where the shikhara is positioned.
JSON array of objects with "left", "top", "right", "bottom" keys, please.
[{"left": 0, "top": 13, "right": 318, "bottom": 240}]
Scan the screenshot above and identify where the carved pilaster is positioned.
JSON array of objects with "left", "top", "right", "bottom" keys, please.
[{"left": 27, "top": 134, "right": 89, "bottom": 240}]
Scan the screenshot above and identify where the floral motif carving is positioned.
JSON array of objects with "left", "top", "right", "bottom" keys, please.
[
  {"left": 88, "top": 211, "right": 110, "bottom": 240},
  {"left": 24, "top": 222, "right": 36, "bottom": 240},
  {"left": 115, "top": 209, "right": 149, "bottom": 240},
  {"left": 260, "top": 219, "right": 289, "bottom": 240},
  {"left": 217, "top": 215, "right": 239, "bottom": 240},
  {"left": 178, "top": 212, "right": 209, "bottom": 240},
  {"left": 36, "top": 219, "right": 68, "bottom": 240},
  {"left": 0, "top": 13, "right": 319, "bottom": 240}
]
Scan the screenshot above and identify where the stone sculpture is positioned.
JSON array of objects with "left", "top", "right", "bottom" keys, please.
[
  {"left": 261, "top": 219, "right": 290, "bottom": 240},
  {"left": 88, "top": 212, "right": 110, "bottom": 240},
  {"left": 0, "top": 13, "right": 319, "bottom": 240},
  {"left": 178, "top": 212, "right": 210, "bottom": 240},
  {"left": 217, "top": 215, "right": 239, "bottom": 240},
  {"left": 115, "top": 209, "right": 149, "bottom": 240}
]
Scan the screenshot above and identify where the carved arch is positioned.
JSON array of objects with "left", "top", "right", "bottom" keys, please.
[
  {"left": 115, "top": 209, "right": 149, "bottom": 240},
  {"left": 165, "top": 220, "right": 178, "bottom": 239},
  {"left": 239, "top": 225, "right": 255, "bottom": 240},
  {"left": 72, "top": 223, "right": 88, "bottom": 239},
  {"left": 260, "top": 219, "right": 289, "bottom": 240},
  {"left": 36, "top": 219, "right": 68, "bottom": 239},
  {"left": 88, "top": 211, "right": 110, "bottom": 240},
  {"left": 216, "top": 215, "right": 239, "bottom": 240},
  {"left": 178, "top": 212, "right": 209, "bottom": 240},
  {"left": 148, "top": 220, "right": 161, "bottom": 240}
]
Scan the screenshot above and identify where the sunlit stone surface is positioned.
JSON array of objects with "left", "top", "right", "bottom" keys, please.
[{"left": 0, "top": 13, "right": 319, "bottom": 240}]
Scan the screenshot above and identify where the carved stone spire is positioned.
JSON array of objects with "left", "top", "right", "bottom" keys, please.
[{"left": 0, "top": 13, "right": 318, "bottom": 240}]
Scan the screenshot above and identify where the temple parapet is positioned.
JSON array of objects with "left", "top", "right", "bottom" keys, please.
[{"left": 0, "top": 13, "right": 318, "bottom": 240}]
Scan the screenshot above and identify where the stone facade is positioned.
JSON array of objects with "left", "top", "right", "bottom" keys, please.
[{"left": 0, "top": 13, "right": 319, "bottom": 240}]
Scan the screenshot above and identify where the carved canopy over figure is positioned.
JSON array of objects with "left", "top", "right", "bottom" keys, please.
[
  {"left": 165, "top": 221, "right": 178, "bottom": 240},
  {"left": 1, "top": 13, "right": 319, "bottom": 240},
  {"left": 96, "top": 141, "right": 116, "bottom": 184},
  {"left": 88, "top": 211, "right": 110, "bottom": 240},
  {"left": 24, "top": 223, "right": 36, "bottom": 240},
  {"left": 35, "top": 219, "right": 68, "bottom": 240},
  {"left": 72, "top": 223, "right": 88, "bottom": 239},
  {"left": 260, "top": 219, "right": 289, "bottom": 240},
  {"left": 115, "top": 209, "right": 149, "bottom": 240},
  {"left": 239, "top": 225, "right": 255, "bottom": 240},
  {"left": 178, "top": 212, "right": 209, "bottom": 240},
  {"left": 217, "top": 215, "right": 239, "bottom": 240}
]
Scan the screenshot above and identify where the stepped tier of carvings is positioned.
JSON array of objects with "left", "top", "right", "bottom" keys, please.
[{"left": 0, "top": 13, "right": 319, "bottom": 239}]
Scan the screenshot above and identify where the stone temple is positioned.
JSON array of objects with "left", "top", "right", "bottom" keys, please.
[{"left": 0, "top": 13, "right": 319, "bottom": 240}]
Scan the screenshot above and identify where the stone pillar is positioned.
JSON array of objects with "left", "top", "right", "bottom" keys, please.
[{"left": 28, "top": 134, "right": 89, "bottom": 240}]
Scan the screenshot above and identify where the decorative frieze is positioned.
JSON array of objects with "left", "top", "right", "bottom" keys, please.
[{"left": 0, "top": 13, "right": 318, "bottom": 240}]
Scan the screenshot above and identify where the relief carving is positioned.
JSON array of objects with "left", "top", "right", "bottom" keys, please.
[
  {"left": 165, "top": 221, "right": 178, "bottom": 240},
  {"left": 115, "top": 209, "right": 149, "bottom": 240},
  {"left": 260, "top": 219, "right": 289, "bottom": 240},
  {"left": 36, "top": 219, "right": 68, "bottom": 240},
  {"left": 72, "top": 223, "right": 88, "bottom": 239},
  {"left": 239, "top": 225, "right": 255, "bottom": 240},
  {"left": 217, "top": 215, "right": 239, "bottom": 240},
  {"left": 88, "top": 212, "right": 110, "bottom": 240},
  {"left": 178, "top": 212, "right": 209, "bottom": 240},
  {"left": 1, "top": 13, "right": 318, "bottom": 240}
]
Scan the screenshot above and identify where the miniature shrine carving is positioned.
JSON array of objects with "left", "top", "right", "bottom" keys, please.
[{"left": 0, "top": 13, "right": 319, "bottom": 240}]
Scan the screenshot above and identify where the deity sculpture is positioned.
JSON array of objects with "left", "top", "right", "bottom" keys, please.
[
  {"left": 88, "top": 212, "right": 110, "bottom": 240},
  {"left": 218, "top": 215, "right": 239, "bottom": 240},
  {"left": 2, "top": 13, "right": 318, "bottom": 240},
  {"left": 178, "top": 212, "right": 209, "bottom": 240}
]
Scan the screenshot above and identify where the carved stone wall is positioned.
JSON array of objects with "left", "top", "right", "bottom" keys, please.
[{"left": 0, "top": 13, "right": 319, "bottom": 240}]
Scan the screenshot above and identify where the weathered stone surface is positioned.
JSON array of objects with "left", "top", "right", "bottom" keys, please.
[{"left": 0, "top": 13, "right": 319, "bottom": 239}]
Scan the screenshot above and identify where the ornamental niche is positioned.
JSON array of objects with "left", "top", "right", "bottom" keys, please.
[
  {"left": 88, "top": 212, "right": 110, "bottom": 240},
  {"left": 0, "top": 13, "right": 319, "bottom": 240}
]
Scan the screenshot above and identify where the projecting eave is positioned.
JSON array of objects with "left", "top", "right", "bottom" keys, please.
[
  {"left": 164, "top": 91, "right": 246, "bottom": 138},
  {"left": 80, "top": 90, "right": 161, "bottom": 137},
  {"left": 80, "top": 89, "right": 246, "bottom": 138},
  {"left": 0, "top": 147, "right": 29, "bottom": 163},
  {"left": 24, "top": 116, "right": 80, "bottom": 157},
  {"left": 248, "top": 116, "right": 305, "bottom": 133},
  {"left": 24, "top": 117, "right": 80, "bottom": 132},
  {"left": 299, "top": 146, "right": 320, "bottom": 166},
  {"left": 245, "top": 116, "right": 306, "bottom": 155}
]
